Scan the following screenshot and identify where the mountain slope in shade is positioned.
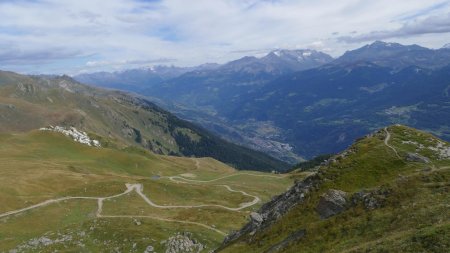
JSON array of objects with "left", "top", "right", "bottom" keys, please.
[
  {"left": 218, "top": 125, "right": 450, "bottom": 252},
  {"left": 0, "top": 70, "right": 289, "bottom": 171}
]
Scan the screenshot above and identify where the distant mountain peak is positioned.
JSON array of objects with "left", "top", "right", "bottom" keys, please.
[
  {"left": 442, "top": 43, "right": 450, "bottom": 49},
  {"left": 363, "top": 41, "right": 426, "bottom": 51},
  {"left": 334, "top": 41, "right": 447, "bottom": 69},
  {"left": 268, "top": 49, "right": 316, "bottom": 58},
  {"left": 368, "top": 40, "right": 401, "bottom": 48}
]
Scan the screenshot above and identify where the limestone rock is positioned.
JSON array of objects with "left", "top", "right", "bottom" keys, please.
[
  {"left": 39, "top": 126, "right": 101, "bottom": 147},
  {"left": 250, "top": 212, "right": 263, "bottom": 223},
  {"left": 163, "top": 232, "right": 204, "bottom": 253}
]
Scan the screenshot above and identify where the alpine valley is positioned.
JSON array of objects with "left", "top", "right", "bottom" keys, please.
[
  {"left": 75, "top": 41, "right": 450, "bottom": 164},
  {"left": 1, "top": 39, "right": 449, "bottom": 253}
]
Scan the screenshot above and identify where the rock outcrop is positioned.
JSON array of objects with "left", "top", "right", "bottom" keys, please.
[
  {"left": 39, "top": 126, "right": 101, "bottom": 147},
  {"left": 264, "top": 229, "right": 306, "bottom": 253},
  {"left": 351, "top": 187, "right": 391, "bottom": 210},
  {"left": 221, "top": 174, "right": 321, "bottom": 247},
  {"left": 315, "top": 189, "right": 348, "bottom": 219},
  {"left": 405, "top": 152, "right": 430, "bottom": 163},
  {"left": 162, "top": 232, "right": 205, "bottom": 253}
]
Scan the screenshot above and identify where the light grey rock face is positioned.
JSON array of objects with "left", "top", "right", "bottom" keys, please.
[
  {"left": 405, "top": 152, "right": 430, "bottom": 163},
  {"left": 163, "top": 232, "right": 204, "bottom": 253},
  {"left": 39, "top": 126, "right": 101, "bottom": 147},
  {"left": 315, "top": 189, "right": 348, "bottom": 219}
]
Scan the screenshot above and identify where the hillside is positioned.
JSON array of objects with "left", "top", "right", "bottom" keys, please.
[
  {"left": 0, "top": 70, "right": 289, "bottom": 171},
  {"left": 218, "top": 125, "right": 450, "bottom": 252},
  {"left": 0, "top": 130, "right": 297, "bottom": 252}
]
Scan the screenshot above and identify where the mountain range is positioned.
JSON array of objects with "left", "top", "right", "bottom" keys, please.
[{"left": 75, "top": 41, "right": 450, "bottom": 163}]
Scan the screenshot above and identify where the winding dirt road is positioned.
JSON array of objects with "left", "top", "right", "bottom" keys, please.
[
  {"left": 135, "top": 183, "right": 260, "bottom": 211},
  {"left": 0, "top": 173, "right": 271, "bottom": 235},
  {"left": 0, "top": 183, "right": 228, "bottom": 235}
]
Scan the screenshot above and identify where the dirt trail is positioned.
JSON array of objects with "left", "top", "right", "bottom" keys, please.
[
  {"left": 384, "top": 127, "right": 401, "bottom": 159},
  {"left": 168, "top": 172, "right": 286, "bottom": 184},
  {"left": 193, "top": 158, "right": 200, "bottom": 169},
  {"left": 0, "top": 196, "right": 98, "bottom": 219},
  {"left": 0, "top": 171, "right": 288, "bottom": 235},
  {"left": 135, "top": 183, "right": 260, "bottom": 211},
  {"left": 0, "top": 182, "right": 258, "bottom": 235}
]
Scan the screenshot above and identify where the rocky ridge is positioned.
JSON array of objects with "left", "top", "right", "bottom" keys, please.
[
  {"left": 39, "top": 126, "right": 101, "bottom": 147},
  {"left": 221, "top": 173, "right": 321, "bottom": 246}
]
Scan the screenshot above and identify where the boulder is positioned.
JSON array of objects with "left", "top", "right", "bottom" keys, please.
[
  {"left": 250, "top": 212, "right": 263, "bottom": 223},
  {"left": 316, "top": 189, "right": 347, "bottom": 219}
]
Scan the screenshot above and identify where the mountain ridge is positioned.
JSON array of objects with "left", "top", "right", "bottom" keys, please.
[
  {"left": 218, "top": 125, "right": 450, "bottom": 252},
  {"left": 0, "top": 70, "right": 289, "bottom": 171}
]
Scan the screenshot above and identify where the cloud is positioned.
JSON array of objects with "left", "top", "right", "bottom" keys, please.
[
  {"left": 338, "top": 13, "right": 450, "bottom": 43},
  {"left": 85, "top": 58, "right": 177, "bottom": 67},
  {"left": 0, "top": 46, "right": 85, "bottom": 65},
  {"left": 0, "top": 0, "right": 449, "bottom": 74}
]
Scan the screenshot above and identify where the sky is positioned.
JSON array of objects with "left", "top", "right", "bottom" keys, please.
[{"left": 0, "top": 0, "right": 450, "bottom": 74}]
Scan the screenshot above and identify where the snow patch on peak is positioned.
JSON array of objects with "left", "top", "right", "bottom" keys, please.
[
  {"left": 273, "top": 51, "right": 282, "bottom": 57},
  {"left": 40, "top": 126, "right": 101, "bottom": 147},
  {"left": 302, "top": 51, "right": 312, "bottom": 57}
]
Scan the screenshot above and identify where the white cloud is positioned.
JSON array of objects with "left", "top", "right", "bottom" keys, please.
[{"left": 0, "top": 0, "right": 449, "bottom": 74}]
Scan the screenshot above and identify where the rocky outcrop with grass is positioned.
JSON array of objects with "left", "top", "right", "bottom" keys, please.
[
  {"left": 39, "top": 126, "right": 101, "bottom": 147},
  {"left": 222, "top": 173, "right": 321, "bottom": 246}
]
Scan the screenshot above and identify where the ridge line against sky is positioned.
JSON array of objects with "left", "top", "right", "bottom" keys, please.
[{"left": 0, "top": 0, "right": 449, "bottom": 74}]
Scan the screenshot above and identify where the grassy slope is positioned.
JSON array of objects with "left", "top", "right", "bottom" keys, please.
[
  {"left": 0, "top": 131, "right": 295, "bottom": 252},
  {"left": 220, "top": 125, "right": 450, "bottom": 252},
  {"left": 0, "top": 70, "right": 289, "bottom": 171}
]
